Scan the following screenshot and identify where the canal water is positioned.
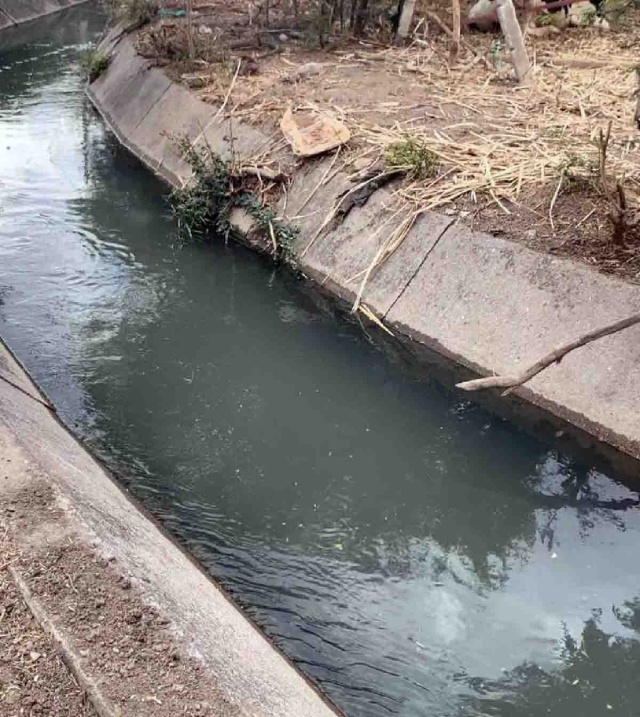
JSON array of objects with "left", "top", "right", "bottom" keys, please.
[{"left": 2, "top": 7, "right": 640, "bottom": 716}]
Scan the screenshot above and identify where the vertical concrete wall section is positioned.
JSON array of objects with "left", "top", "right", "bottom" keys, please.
[
  {"left": 0, "top": 0, "right": 89, "bottom": 30},
  {"left": 88, "top": 31, "right": 640, "bottom": 462}
]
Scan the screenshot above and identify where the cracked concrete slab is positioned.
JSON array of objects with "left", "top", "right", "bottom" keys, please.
[
  {"left": 387, "top": 225, "right": 640, "bottom": 456},
  {"left": 92, "top": 45, "right": 172, "bottom": 139}
]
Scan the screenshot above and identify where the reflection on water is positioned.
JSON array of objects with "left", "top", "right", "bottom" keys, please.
[{"left": 1, "top": 7, "right": 640, "bottom": 716}]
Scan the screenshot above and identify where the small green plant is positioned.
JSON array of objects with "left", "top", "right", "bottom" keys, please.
[
  {"left": 535, "top": 12, "right": 556, "bottom": 25},
  {"left": 170, "top": 140, "right": 298, "bottom": 268},
  {"left": 579, "top": 5, "right": 597, "bottom": 23},
  {"left": 557, "top": 152, "right": 598, "bottom": 191},
  {"left": 384, "top": 137, "right": 436, "bottom": 180},
  {"left": 80, "top": 49, "right": 110, "bottom": 82}
]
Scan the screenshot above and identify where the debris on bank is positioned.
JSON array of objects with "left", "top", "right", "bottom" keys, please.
[{"left": 105, "top": 0, "right": 640, "bottom": 280}]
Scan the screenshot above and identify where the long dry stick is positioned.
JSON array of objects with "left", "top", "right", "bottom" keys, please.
[
  {"left": 450, "top": 0, "right": 461, "bottom": 67},
  {"left": 183, "top": 59, "right": 242, "bottom": 158},
  {"left": 456, "top": 312, "right": 640, "bottom": 394},
  {"left": 548, "top": 169, "right": 564, "bottom": 231},
  {"left": 186, "top": 0, "right": 195, "bottom": 61}
]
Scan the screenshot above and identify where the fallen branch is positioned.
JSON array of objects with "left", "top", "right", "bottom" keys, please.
[{"left": 456, "top": 312, "right": 640, "bottom": 394}]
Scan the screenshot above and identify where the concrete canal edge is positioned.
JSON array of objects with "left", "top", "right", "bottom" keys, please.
[
  {"left": 86, "top": 29, "right": 640, "bottom": 464},
  {"left": 0, "top": 340, "right": 340, "bottom": 717},
  {"left": 0, "top": 0, "right": 89, "bottom": 30}
]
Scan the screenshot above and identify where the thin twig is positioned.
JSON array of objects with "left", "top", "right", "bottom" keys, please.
[
  {"left": 457, "top": 312, "right": 640, "bottom": 394},
  {"left": 183, "top": 59, "right": 242, "bottom": 158},
  {"left": 548, "top": 169, "right": 564, "bottom": 231}
]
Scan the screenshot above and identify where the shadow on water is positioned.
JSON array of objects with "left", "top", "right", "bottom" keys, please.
[{"left": 1, "top": 7, "right": 640, "bottom": 716}]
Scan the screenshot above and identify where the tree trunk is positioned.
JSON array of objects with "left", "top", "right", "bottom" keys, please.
[{"left": 353, "top": 0, "right": 370, "bottom": 35}]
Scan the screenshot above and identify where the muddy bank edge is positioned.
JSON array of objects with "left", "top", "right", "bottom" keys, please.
[
  {"left": 87, "top": 29, "right": 640, "bottom": 462},
  {"left": 0, "top": 0, "right": 89, "bottom": 30}
]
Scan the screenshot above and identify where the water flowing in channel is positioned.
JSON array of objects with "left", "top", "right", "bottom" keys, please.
[{"left": 1, "top": 8, "right": 640, "bottom": 715}]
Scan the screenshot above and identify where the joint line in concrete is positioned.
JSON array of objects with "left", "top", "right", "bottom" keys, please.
[
  {"left": 132, "top": 81, "right": 172, "bottom": 132},
  {"left": 383, "top": 217, "right": 455, "bottom": 319}
]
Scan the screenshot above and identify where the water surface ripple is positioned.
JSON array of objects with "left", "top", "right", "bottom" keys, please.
[{"left": 1, "top": 9, "right": 640, "bottom": 716}]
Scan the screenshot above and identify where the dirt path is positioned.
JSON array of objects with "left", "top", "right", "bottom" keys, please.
[
  {"left": 0, "top": 473, "right": 238, "bottom": 717},
  {"left": 0, "top": 543, "right": 95, "bottom": 716}
]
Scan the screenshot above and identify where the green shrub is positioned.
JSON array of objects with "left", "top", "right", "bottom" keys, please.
[
  {"left": 80, "top": 49, "right": 110, "bottom": 82},
  {"left": 384, "top": 137, "right": 437, "bottom": 180},
  {"left": 170, "top": 141, "right": 298, "bottom": 268}
]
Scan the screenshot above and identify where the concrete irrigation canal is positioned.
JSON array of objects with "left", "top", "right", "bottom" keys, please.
[{"left": 1, "top": 3, "right": 640, "bottom": 716}]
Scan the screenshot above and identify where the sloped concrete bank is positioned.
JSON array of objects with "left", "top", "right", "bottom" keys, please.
[
  {"left": 88, "top": 29, "right": 640, "bottom": 464},
  {"left": 0, "top": 339, "right": 339, "bottom": 717},
  {"left": 0, "top": 0, "right": 88, "bottom": 30}
]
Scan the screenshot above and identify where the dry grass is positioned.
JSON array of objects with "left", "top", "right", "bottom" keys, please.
[{"left": 136, "top": 0, "right": 640, "bottom": 288}]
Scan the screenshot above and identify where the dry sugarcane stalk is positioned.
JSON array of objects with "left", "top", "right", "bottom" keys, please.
[
  {"left": 186, "top": 0, "right": 195, "bottom": 60},
  {"left": 635, "top": 68, "right": 640, "bottom": 130},
  {"left": 450, "top": 0, "right": 461, "bottom": 66},
  {"left": 457, "top": 312, "right": 640, "bottom": 394},
  {"left": 425, "top": 12, "right": 483, "bottom": 58}
]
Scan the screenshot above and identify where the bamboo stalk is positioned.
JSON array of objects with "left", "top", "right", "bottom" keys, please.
[{"left": 186, "top": 0, "right": 195, "bottom": 61}]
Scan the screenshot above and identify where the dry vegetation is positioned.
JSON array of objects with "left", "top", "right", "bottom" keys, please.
[{"left": 123, "top": 0, "right": 640, "bottom": 280}]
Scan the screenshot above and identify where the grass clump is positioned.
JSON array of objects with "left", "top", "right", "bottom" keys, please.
[
  {"left": 102, "top": 0, "right": 157, "bottom": 26},
  {"left": 557, "top": 152, "right": 598, "bottom": 191},
  {"left": 384, "top": 137, "right": 437, "bottom": 180},
  {"left": 80, "top": 49, "right": 110, "bottom": 82},
  {"left": 170, "top": 140, "right": 298, "bottom": 268}
]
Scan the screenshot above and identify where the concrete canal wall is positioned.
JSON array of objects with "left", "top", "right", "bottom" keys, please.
[
  {"left": 0, "top": 339, "right": 339, "bottom": 717},
  {"left": 0, "top": 0, "right": 89, "bottom": 30},
  {"left": 87, "top": 31, "right": 640, "bottom": 463}
]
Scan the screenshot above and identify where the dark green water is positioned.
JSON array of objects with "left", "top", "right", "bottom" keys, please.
[{"left": 2, "top": 7, "right": 640, "bottom": 716}]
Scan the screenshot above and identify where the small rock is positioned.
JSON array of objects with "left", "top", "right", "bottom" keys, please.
[
  {"left": 198, "top": 24, "right": 213, "bottom": 34},
  {"left": 278, "top": 33, "right": 288, "bottom": 42},
  {"left": 593, "top": 17, "right": 610, "bottom": 31},
  {"left": 283, "top": 62, "right": 323, "bottom": 84},
  {"left": 153, "top": 643, "right": 167, "bottom": 653},
  {"left": 525, "top": 228, "right": 537, "bottom": 241},
  {"left": 29, "top": 652, "right": 41, "bottom": 662},
  {"left": 95, "top": 599, "right": 105, "bottom": 608},
  {"left": 352, "top": 157, "right": 374, "bottom": 172}
]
